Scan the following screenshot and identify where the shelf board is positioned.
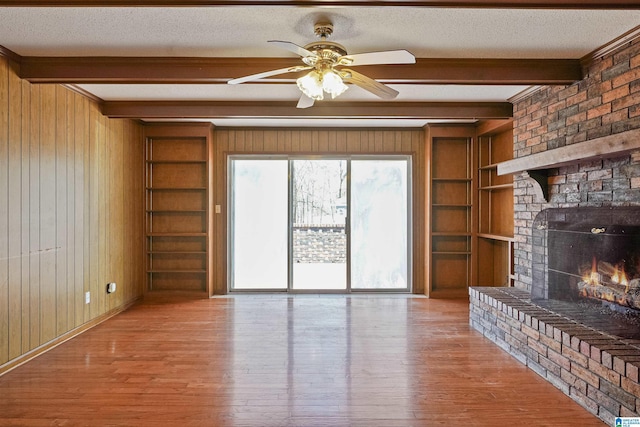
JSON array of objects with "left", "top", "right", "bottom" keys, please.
[
  {"left": 432, "top": 204, "right": 471, "bottom": 208},
  {"left": 478, "top": 183, "right": 514, "bottom": 190},
  {"left": 478, "top": 163, "right": 498, "bottom": 170},
  {"left": 147, "top": 232, "right": 207, "bottom": 237},
  {"left": 477, "top": 233, "right": 514, "bottom": 242},
  {"left": 146, "top": 187, "right": 207, "bottom": 191},
  {"left": 148, "top": 251, "right": 206, "bottom": 255},
  {"left": 432, "top": 251, "right": 471, "bottom": 255},
  {"left": 146, "top": 210, "right": 206, "bottom": 213},
  {"left": 432, "top": 178, "right": 471, "bottom": 182},
  {"left": 432, "top": 232, "right": 471, "bottom": 237},
  {"left": 146, "top": 160, "right": 206, "bottom": 164},
  {"left": 148, "top": 269, "right": 206, "bottom": 274}
]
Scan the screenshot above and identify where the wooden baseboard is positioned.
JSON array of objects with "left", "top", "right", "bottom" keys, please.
[
  {"left": 143, "top": 290, "right": 209, "bottom": 302},
  {"left": 0, "top": 298, "right": 141, "bottom": 377},
  {"left": 428, "top": 288, "right": 470, "bottom": 299}
]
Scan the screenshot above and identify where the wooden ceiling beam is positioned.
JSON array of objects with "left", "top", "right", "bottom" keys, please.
[
  {"left": 0, "top": 0, "right": 637, "bottom": 8},
  {"left": 101, "top": 100, "right": 513, "bottom": 119},
  {"left": 19, "top": 57, "right": 582, "bottom": 85}
]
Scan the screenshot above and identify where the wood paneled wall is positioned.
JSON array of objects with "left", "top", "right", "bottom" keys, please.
[
  {"left": 212, "top": 128, "right": 425, "bottom": 295},
  {"left": 0, "top": 56, "right": 144, "bottom": 371}
]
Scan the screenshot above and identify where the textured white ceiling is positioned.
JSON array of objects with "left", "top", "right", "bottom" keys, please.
[
  {"left": 1, "top": 6, "right": 638, "bottom": 127},
  {"left": 0, "top": 7, "right": 638, "bottom": 58}
]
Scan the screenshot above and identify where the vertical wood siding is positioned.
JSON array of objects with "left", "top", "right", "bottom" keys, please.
[{"left": 0, "top": 56, "right": 144, "bottom": 368}]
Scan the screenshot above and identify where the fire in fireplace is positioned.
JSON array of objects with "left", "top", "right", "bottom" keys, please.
[
  {"left": 578, "top": 254, "right": 640, "bottom": 310},
  {"left": 531, "top": 207, "right": 640, "bottom": 339}
]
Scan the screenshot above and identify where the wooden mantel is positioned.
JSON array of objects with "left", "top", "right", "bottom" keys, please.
[{"left": 497, "top": 127, "right": 640, "bottom": 201}]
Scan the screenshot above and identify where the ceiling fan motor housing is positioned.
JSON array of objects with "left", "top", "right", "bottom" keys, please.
[{"left": 302, "top": 41, "right": 349, "bottom": 67}]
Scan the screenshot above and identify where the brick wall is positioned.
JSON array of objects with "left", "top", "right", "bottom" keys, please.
[{"left": 513, "top": 36, "right": 640, "bottom": 292}]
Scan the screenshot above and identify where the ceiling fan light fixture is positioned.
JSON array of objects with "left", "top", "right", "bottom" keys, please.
[
  {"left": 322, "top": 70, "right": 349, "bottom": 99},
  {"left": 297, "top": 68, "right": 349, "bottom": 101},
  {"left": 296, "top": 70, "right": 324, "bottom": 101}
]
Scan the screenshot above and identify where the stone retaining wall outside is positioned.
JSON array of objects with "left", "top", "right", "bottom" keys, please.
[{"left": 293, "top": 225, "right": 345, "bottom": 263}]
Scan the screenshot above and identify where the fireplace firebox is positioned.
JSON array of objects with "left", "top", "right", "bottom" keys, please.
[{"left": 531, "top": 207, "right": 640, "bottom": 339}]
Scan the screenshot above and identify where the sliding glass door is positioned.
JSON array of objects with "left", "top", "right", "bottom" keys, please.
[
  {"left": 230, "top": 159, "right": 288, "bottom": 290},
  {"left": 291, "top": 159, "right": 348, "bottom": 290},
  {"left": 229, "top": 156, "right": 410, "bottom": 292},
  {"left": 350, "top": 159, "right": 409, "bottom": 290}
]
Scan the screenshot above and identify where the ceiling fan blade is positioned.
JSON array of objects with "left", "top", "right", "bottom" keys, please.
[
  {"left": 341, "top": 69, "right": 399, "bottom": 100},
  {"left": 296, "top": 93, "right": 315, "bottom": 109},
  {"left": 227, "top": 66, "right": 310, "bottom": 85},
  {"left": 268, "top": 40, "right": 318, "bottom": 59},
  {"left": 339, "top": 50, "right": 415, "bottom": 66}
]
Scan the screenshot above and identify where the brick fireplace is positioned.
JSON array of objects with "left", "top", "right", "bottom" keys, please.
[
  {"left": 532, "top": 206, "right": 640, "bottom": 332},
  {"left": 470, "top": 32, "right": 640, "bottom": 424}
]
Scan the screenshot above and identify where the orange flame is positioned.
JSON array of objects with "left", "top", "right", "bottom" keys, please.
[
  {"left": 611, "top": 263, "right": 630, "bottom": 292},
  {"left": 583, "top": 256, "right": 600, "bottom": 286}
]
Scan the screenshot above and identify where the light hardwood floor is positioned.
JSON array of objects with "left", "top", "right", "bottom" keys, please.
[{"left": 0, "top": 294, "right": 605, "bottom": 426}]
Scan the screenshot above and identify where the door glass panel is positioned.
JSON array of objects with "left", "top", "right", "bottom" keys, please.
[
  {"left": 230, "top": 159, "right": 288, "bottom": 290},
  {"left": 292, "top": 159, "right": 347, "bottom": 290},
  {"left": 351, "top": 159, "right": 409, "bottom": 290}
]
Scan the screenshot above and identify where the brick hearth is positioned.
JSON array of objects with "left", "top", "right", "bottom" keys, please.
[{"left": 470, "top": 287, "right": 640, "bottom": 423}]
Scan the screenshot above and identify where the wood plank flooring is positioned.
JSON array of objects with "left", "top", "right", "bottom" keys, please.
[{"left": 0, "top": 294, "right": 605, "bottom": 426}]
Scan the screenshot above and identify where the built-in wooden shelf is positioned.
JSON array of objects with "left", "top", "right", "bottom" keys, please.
[
  {"left": 428, "top": 132, "right": 474, "bottom": 296},
  {"left": 145, "top": 123, "right": 213, "bottom": 294},
  {"left": 477, "top": 122, "right": 514, "bottom": 288}
]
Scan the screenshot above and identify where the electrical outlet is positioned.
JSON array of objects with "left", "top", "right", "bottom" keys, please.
[
  {"left": 85, "top": 291, "right": 90, "bottom": 304},
  {"left": 107, "top": 282, "right": 116, "bottom": 293}
]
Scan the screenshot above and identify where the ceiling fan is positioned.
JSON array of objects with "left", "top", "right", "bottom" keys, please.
[{"left": 227, "top": 22, "right": 416, "bottom": 109}]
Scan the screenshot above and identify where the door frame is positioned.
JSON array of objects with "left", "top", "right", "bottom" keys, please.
[{"left": 227, "top": 154, "right": 413, "bottom": 293}]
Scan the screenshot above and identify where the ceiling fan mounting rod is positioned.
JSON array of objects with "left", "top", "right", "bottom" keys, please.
[{"left": 314, "top": 22, "right": 333, "bottom": 39}]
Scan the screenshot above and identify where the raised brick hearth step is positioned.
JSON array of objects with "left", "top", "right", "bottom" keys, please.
[{"left": 470, "top": 287, "right": 640, "bottom": 423}]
